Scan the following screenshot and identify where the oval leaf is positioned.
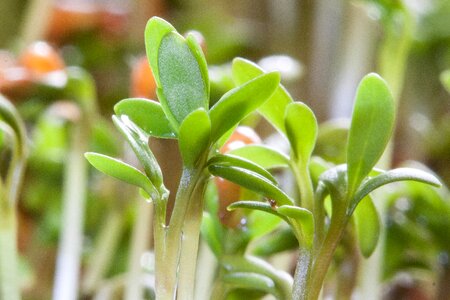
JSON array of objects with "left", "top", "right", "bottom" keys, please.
[
  {"left": 112, "top": 115, "right": 163, "bottom": 188},
  {"left": 351, "top": 167, "right": 441, "bottom": 212},
  {"left": 228, "top": 145, "right": 290, "bottom": 170},
  {"left": 232, "top": 58, "right": 293, "bottom": 135},
  {"left": 346, "top": 73, "right": 395, "bottom": 196},
  {"left": 208, "top": 153, "right": 277, "bottom": 184},
  {"left": 209, "top": 72, "right": 280, "bottom": 143},
  {"left": 284, "top": 102, "right": 318, "bottom": 165},
  {"left": 145, "top": 17, "right": 175, "bottom": 86},
  {"left": 85, "top": 152, "right": 157, "bottom": 198},
  {"left": 353, "top": 195, "right": 380, "bottom": 258},
  {"left": 209, "top": 164, "right": 293, "bottom": 206},
  {"left": 179, "top": 108, "right": 211, "bottom": 167},
  {"left": 114, "top": 98, "right": 176, "bottom": 138},
  {"left": 156, "top": 31, "right": 208, "bottom": 126}
]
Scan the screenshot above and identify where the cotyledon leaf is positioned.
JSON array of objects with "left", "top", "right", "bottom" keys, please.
[
  {"left": 209, "top": 164, "right": 293, "bottom": 205},
  {"left": 179, "top": 108, "right": 211, "bottom": 167},
  {"left": 208, "top": 153, "right": 277, "bottom": 184},
  {"left": 228, "top": 145, "right": 290, "bottom": 170},
  {"left": 232, "top": 58, "right": 293, "bottom": 135},
  {"left": 209, "top": 72, "right": 280, "bottom": 143},
  {"left": 85, "top": 152, "right": 158, "bottom": 199},
  {"left": 284, "top": 102, "right": 318, "bottom": 165},
  {"left": 353, "top": 195, "right": 380, "bottom": 258},
  {"left": 114, "top": 98, "right": 176, "bottom": 138},
  {"left": 347, "top": 73, "right": 395, "bottom": 197}
]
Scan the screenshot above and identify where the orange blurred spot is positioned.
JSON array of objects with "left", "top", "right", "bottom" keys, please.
[
  {"left": 131, "top": 56, "right": 156, "bottom": 99},
  {"left": 216, "top": 126, "right": 261, "bottom": 228},
  {"left": 19, "top": 41, "right": 65, "bottom": 77}
]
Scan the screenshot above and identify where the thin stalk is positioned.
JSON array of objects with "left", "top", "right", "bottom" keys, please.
[
  {"left": 0, "top": 202, "right": 20, "bottom": 300},
  {"left": 334, "top": 229, "right": 359, "bottom": 300},
  {"left": 52, "top": 123, "right": 89, "bottom": 300},
  {"left": 292, "top": 247, "right": 312, "bottom": 300},
  {"left": 82, "top": 208, "right": 124, "bottom": 295},
  {"left": 125, "top": 198, "right": 154, "bottom": 300},
  {"left": 154, "top": 166, "right": 206, "bottom": 300},
  {"left": 307, "top": 206, "right": 347, "bottom": 300},
  {"left": 291, "top": 160, "right": 314, "bottom": 212},
  {"left": 176, "top": 175, "right": 208, "bottom": 300}
]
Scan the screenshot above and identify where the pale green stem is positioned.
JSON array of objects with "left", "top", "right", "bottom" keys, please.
[
  {"left": 291, "top": 160, "right": 314, "bottom": 211},
  {"left": 292, "top": 247, "right": 312, "bottom": 300},
  {"left": 307, "top": 206, "right": 347, "bottom": 300},
  {"left": 0, "top": 203, "right": 20, "bottom": 300},
  {"left": 82, "top": 208, "right": 124, "bottom": 295},
  {"left": 154, "top": 166, "right": 206, "bottom": 300},
  {"left": 52, "top": 123, "right": 89, "bottom": 300},
  {"left": 176, "top": 175, "right": 207, "bottom": 300}
]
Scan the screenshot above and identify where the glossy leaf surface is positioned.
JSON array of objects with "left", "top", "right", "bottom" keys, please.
[
  {"left": 208, "top": 153, "right": 277, "bottom": 184},
  {"left": 114, "top": 98, "right": 176, "bottom": 138},
  {"left": 209, "top": 165, "right": 293, "bottom": 205},
  {"left": 209, "top": 72, "right": 280, "bottom": 142},
  {"left": 347, "top": 73, "right": 395, "bottom": 197},
  {"left": 232, "top": 58, "right": 293, "bottom": 135},
  {"left": 179, "top": 108, "right": 210, "bottom": 167},
  {"left": 85, "top": 152, "right": 157, "bottom": 198}
]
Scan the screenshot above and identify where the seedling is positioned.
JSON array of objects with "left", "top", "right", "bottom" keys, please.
[{"left": 86, "top": 17, "right": 441, "bottom": 300}]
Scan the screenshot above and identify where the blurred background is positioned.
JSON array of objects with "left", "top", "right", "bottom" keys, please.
[{"left": 0, "top": 0, "right": 449, "bottom": 299}]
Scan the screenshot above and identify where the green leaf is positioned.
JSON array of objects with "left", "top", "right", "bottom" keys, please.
[
  {"left": 209, "top": 164, "right": 293, "bottom": 206},
  {"left": 252, "top": 227, "right": 298, "bottom": 256},
  {"left": 232, "top": 58, "right": 293, "bottom": 135},
  {"left": 112, "top": 115, "right": 163, "bottom": 188},
  {"left": 145, "top": 17, "right": 175, "bottom": 87},
  {"left": 228, "top": 145, "right": 290, "bottom": 169},
  {"left": 284, "top": 102, "right": 318, "bottom": 165},
  {"left": 209, "top": 72, "right": 280, "bottom": 143},
  {"left": 351, "top": 167, "right": 441, "bottom": 212},
  {"left": 222, "top": 272, "right": 279, "bottom": 298},
  {"left": 155, "top": 31, "right": 208, "bottom": 127},
  {"left": 228, "top": 201, "right": 286, "bottom": 220},
  {"left": 114, "top": 98, "right": 176, "bottom": 138},
  {"left": 185, "top": 33, "right": 209, "bottom": 99},
  {"left": 353, "top": 195, "right": 380, "bottom": 258},
  {"left": 179, "top": 108, "right": 211, "bottom": 167},
  {"left": 248, "top": 209, "right": 282, "bottom": 239},
  {"left": 277, "top": 205, "right": 314, "bottom": 247},
  {"left": 347, "top": 73, "right": 395, "bottom": 197},
  {"left": 208, "top": 154, "right": 277, "bottom": 184},
  {"left": 221, "top": 255, "right": 293, "bottom": 299},
  {"left": 85, "top": 152, "right": 157, "bottom": 198}
]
